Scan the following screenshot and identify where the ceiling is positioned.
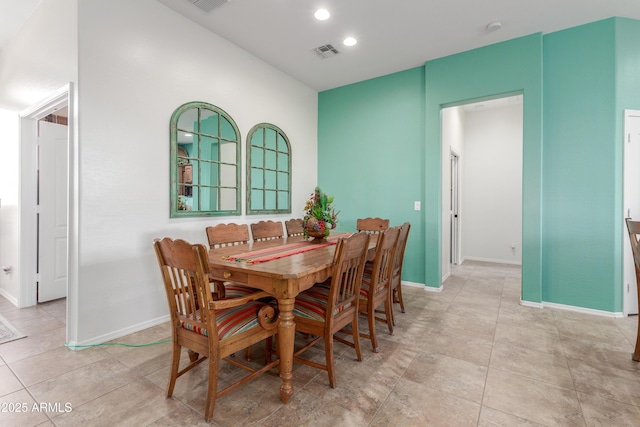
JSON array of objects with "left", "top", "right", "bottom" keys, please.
[
  {"left": 155, "top": 0, "right": 640, "bottom": 91},
  {"left": 2, "top": 1, "right": 639, "bottom": 92},
  {"left": 0, "top": 0, "right": 43, "bottom": 51}
]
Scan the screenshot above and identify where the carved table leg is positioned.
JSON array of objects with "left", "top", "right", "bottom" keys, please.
[{"left": 277, "top": 297, "right": 295, "bottom": 403}]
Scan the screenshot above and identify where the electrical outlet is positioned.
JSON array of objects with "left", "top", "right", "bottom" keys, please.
[{"left": 414, "top": 201, "right": 421, "bottom": 211}]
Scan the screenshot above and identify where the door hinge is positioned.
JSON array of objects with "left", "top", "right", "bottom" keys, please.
[{"left": 34, "top": 273, "right": 41, "bottom": 283}]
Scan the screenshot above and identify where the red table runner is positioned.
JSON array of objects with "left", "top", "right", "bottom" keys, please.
[{"left": 224, "top": 234, "right": 349, "bottom": 264}]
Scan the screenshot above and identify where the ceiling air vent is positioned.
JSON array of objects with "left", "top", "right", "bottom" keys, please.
[
  {"left": 185, "top": 0, "right": 231, "bottom": 13},
  {"left": 313, "top": 44, "right": 339, "bottom": 59}
]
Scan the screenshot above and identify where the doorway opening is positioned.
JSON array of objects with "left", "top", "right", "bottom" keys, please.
[
  {"left": 36, "top": 111, "right": 69, "bottom": 302},
  {"left": 19, "top": 85, "right": 71, "bottom": 313},
  {"left": 440, "top": 94, "right": 523, "bottom": 284}
]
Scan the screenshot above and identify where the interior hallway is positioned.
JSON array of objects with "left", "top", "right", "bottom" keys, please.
[{"left": 1, "top": 260, "right": 639, "bottom": 426}]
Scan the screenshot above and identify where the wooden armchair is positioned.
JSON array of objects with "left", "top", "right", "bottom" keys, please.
[
  {"left": 358, "top": 226, "right": 400, "bottom": 352},
  {"left": 625, "top": 218, "right": 640, "bottom": 362},
  {"left": 357, "top": 217, "right": 390, "bottom": 234},
  {"left": 250, "top": 220, "right": 284, "bottom": 241},
  {"left": 153, "top": 238, "right": 280, "bottom": 421},
  {"left": 285, "top": 218, "right": 304, "bottom": 237},
  {"left": 292, "top": 232, "right": 370, "bottom": 387},
  {"left": 390, "top": 222, "right": 411, "bottom": 325}
]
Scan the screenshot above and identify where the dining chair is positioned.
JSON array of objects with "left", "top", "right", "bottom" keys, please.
[
  {"left": 285, "top": 218, "right": 304, "bottom": 237},
  {"left": 358, "top": 226, "right": 400, "bottom": 353},
  {"left": 205, "top": 223, "right": 255, "bottom": 299},
  {"left": 356, "top": 217, "right": 390, "bottom": 234},
  {"left": 153, "top": 237, "right": 280, "bottom": 421},
  {"left": 291, "top": 232, "right": 370, "bottom": 387},
  {"left": 206, "top": 223, "right": 250, "bottom": 249},
  {"left": 250, "top": 220, "right": 284, "bottom": 241},
  {"left": 625, "top": 218, "right": 640, "bottom": 362},
  {"left": 206, "top": 222, "right": 273, "bottom": 361},
  {"left": 390, "top": 222, "right": 411, "bottom": 325}
]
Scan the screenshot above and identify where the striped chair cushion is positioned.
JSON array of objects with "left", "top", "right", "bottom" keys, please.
[
  {"left": 179, "top": 301, "right": 264, "bottom": 341},
  {"left": 359, "top": 268, "right": 386, "bottom": 299},
  {"left": 363, "top": 261, "right": 373, "bottom": 276},
  {"left": 223, "top": 284, "right": 257, "bottom": 298},
  {"left": 293, "top": 285, "right": 352, "bottom": 322}
]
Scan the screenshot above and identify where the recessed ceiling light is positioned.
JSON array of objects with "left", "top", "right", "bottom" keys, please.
[
  {"left": 343, "top": 37, "right": 357, "bottom": 47},
  {"left": 314, "top": 9, "right": 330, "bottom": 21}
]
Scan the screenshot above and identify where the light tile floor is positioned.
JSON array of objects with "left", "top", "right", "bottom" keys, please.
[{"left": 2, "top": 261, "right": 640, "bottom": 426}]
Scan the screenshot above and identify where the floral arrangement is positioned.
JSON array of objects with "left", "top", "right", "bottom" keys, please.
[{"left": 303, "top": 187, "right": 339, "bottom": 238}]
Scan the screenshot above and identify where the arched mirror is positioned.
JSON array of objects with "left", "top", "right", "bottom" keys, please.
[
  {"left": 246, "top": 123, "right": 291, "bottom": 214},
  {"left": 170, "top": 102, "right": 241, "bottom": 217}
]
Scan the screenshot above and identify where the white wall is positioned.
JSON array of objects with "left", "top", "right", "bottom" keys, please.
[
  {"left": 0, "top": 0, "right": 77, "bottom": 304},
  {"left": 462, "top": 104, "right": 522, "bottom": 264},
  {"left": 73, "top": 0, "right": 318, "bottom": 344},
  {"left": 441, "top": 106, "right": 465, "bottom": 281},
  {"left": 0, "top": 0, "right": 318, "bottom": 345},
  {"left": 0, "top": 110, "right": 20, "bottom": 303}
]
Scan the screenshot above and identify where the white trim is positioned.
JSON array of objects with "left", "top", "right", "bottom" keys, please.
[
  {"left": 402, "top": 280, "right": 425, "bottom": 289},
  {"left": 441, "top": 271, "right": 451, "bottom": 283},
  {"left": 623, "top": 109, "right": 640, "bottom": 316},
  {"left": 542, "top": 301, "right": 624, "bottom": 318},
  {"left": 20, "top": 88, "right": 69, "bottom": 119},
  {"left": 463, "top": 256, "right": 521, "bottom": 266},
  {"left": 520, "top": 299, "right": 623, "bottom": 318},
  {"left": 66, "top": 315, "right": 170, "bottom": 350},
  {"left": 520, "top": 300, "right": 543, "bottom": 309},
  {"left": 0, "top": 288, "right": 19, "bottom": 306}
]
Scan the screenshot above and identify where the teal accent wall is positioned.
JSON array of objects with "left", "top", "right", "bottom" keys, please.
[
  {"left": 616, "top": 18, "right": 640, "bottom": 311},
  {"left": 542, "top": 20, "right": 619, "bottom": 311},
  {"left": 424, "top": 34, "right": 544, "bottom": 299},
  {"left": 318, "top": 68, "right": 426, "bottom": 284},
  {"left": 317, "top": 18, "right": 640, "bottom": 313}
]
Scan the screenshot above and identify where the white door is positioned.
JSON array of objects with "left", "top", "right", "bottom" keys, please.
[
  {"left": 623, "top": 109, "right": 640, "bottom": 315},
  {"left": 37, "top": 120, "right": 68, "bottom": 302}
]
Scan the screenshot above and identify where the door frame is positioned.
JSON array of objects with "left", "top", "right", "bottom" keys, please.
[
  {"left": 450, "top": 149, "right": 460, "bottom": 265},
  {"left": 623, "top": 109, "right": 640, "bottom": 315},
  {"left": 19, "top": 84, "right": 74, "bottom": 314}
]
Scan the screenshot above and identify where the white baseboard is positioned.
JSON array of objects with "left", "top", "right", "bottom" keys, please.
[
  {"left": 0, "top": 288, "right": 19, "bottom": 307},
  {"left": 463, "top": 256, "right": 521, "bottom": 266},
  {"left": 441, "top": 271, "right": 450, "bottom": 283},
  {"left": 520, "top": 299, "right": 623, "bottom": 318},
  {"left": 66, "top": 314, "right": 171, "bottom": 350},
  {"left": 400, "top": 280, "right": 441, "bottom": 292},
  {"left": 541, "top": 301, "right": 624, "bottom": 318},
  {"left": 520, "top": 300, "right": 543, "bottom": 309},
  {"left": 401, "top": 280, "right": 424, "bottom": 289}
]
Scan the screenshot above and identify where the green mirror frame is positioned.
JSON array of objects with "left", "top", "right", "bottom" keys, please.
[
  {"left": 170, "top": 102, "right": 241, "bottom": 217},
  {"left": 246, "top": 123, "right": 291, "bottom": 214}
]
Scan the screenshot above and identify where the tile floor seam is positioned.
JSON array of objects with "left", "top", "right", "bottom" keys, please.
[
  {"left": 4, "top": 261, "right": 640, "bottom": 426},
  {"left": 476, "top": 277, "right": 503, "bottom": 424},
  {"left": 4, "top": 361, "right": 58, "bottom": 425}
]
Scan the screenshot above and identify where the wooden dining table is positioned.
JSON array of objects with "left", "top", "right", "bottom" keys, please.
[{"left": 207, "top": 232, "right": 377, "bottom": 403}]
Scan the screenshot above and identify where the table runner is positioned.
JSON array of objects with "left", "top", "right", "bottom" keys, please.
[{"left": 224, "top": 234, "right": 349, "bottom": 264}]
